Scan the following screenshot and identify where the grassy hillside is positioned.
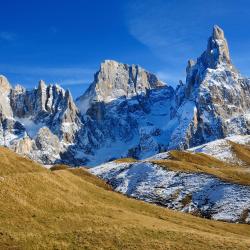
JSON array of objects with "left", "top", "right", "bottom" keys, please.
[
  {"left": 0, "top": 146, "right": 46, "bottom": 175},
  {"left": 228, "top": 140, "right": 250, "bottom": 166},
  {"left": 0, "top": 147, "right": 250, "bottom": 249},
  {"left": 151, "top": 150, "right": 250, "bottom": 186}
]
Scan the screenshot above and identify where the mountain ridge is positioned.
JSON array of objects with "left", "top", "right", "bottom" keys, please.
[{"left": 1, "top": 25, "right": 250, "bottom": 166}]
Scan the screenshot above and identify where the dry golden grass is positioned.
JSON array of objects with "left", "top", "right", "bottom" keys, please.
[
  {"left": 0, "top": 147, "right": 250, "bottom": 249},
  {"left": 115, "top": 157, "right": 138, "bottom": 163},
  {"left": 67, "top": 167, "right": 113, "bottom": 191},
  {"left": 50, "top": 164, "right": 69, "bottom": 171},
  {"left": 169, "top": 150, "right": 230, "bottom": 168},
  {"left": 228, "top": 140, "right": 250, "bottom": 166},
  {"left": 0, "top": 146, "right": 46, "bottom": 176},
  {"left": 151, "top": 150, "right": 250, "bottom": 186}
]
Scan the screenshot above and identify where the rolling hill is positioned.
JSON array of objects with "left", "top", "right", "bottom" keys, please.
[
  {"left": 91, "top": 136, "right": 250, "bottom": 224},
  {"left": 0, "top": 146, "right": 250, "bottom": 249}
]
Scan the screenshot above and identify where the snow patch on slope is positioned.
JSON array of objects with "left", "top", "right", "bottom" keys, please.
[
  {"left": 189, "top": 135, "right": 250, "bottom": 165},
  {"left": 91, "top": 161, "right": 250, "bottom": 223}
]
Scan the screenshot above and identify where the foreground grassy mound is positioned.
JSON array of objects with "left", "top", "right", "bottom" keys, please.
[
  {"left": 0, "top": 147, "right": 250, "bottom": 249},
  {"left": 151, "top": 150, "right": 250, "bottom": 186}
]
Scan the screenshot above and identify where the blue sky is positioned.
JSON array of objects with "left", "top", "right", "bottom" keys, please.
[{"left": 1, "top": 0, "right": 250, "bottom": 97}]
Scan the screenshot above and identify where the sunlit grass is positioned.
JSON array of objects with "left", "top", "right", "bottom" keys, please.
[
  {"left": 228, "top": 140, "right": 250, "bottom": 166},
  {"left": 151, "top": 150, "right": 250, "bottom": 185},
  {"left": 115, "top": 157, "right": 138, "bottom": 163},
  {"left": 0, "top": 146, "right": 250, "bottom": 249}
]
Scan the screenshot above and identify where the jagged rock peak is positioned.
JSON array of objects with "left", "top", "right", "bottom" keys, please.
[
  {"left": 0, "top": 75, "right": 12, "bottom": 94},
  {"left": 38, "top": 80, "right": 46, "bottom": 89},
  {"left": 65, "top": 89, "right": 72, "bottom": 99},
  {"left": 76, "top": 59, "right": 164, "bottom": 113},
  {"left": 212, "top": 25, "right": 225, "bottom": 40},
  {"left": 13, "top": 84, "right": 26, "bottom": 93},
  {"left": 200, "top": 25, "right": 232, "bottom": 69},
  {"left": 0, "top": 75, "right": 13, "bottom": 119},
  {"left": 98, "top": 60, "right": 164, "bottom": 91}
]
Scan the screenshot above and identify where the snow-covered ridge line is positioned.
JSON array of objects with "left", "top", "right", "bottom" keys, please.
[
  {"left": 90, "top": 160, "right": 250, "bottom": 223},
  {"left": 145, "top": 134, "right": 250, "bottom": 166},
  {"left": 188, "top": 135, "right": 250, "bottom": 166},
  {"left": 90, "top": 135, "right": 250, "bottom": 223}
]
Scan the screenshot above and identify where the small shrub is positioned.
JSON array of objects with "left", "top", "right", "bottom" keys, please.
[
  {"left": 50, "top": 164, "right": 69, "bottom": 171},
  {"left": 181, "top": 194, "right": 192, "bottom": 207}
]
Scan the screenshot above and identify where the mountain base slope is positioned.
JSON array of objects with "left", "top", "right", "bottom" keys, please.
[{"left": 0, "top": 147, "right": 250, "bottom": 249}]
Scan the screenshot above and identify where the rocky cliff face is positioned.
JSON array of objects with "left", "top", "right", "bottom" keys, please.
[
  {"left": 0, "top": 75, "right": 13, "bottom": 120},
  {"left": 1, "top": 25, "right": 250, "bottom": 166},
  {"left": 10, "top": 80, "right": 81, "bottom": 143},
  {"left": 173, "top": 25, "right": 250, "bottom": 149},
  {"left": 76, "top": 60, "right": 164, "bottom": 113},
  {"left": 0, "top": 79, "right": 82, "bottom": 164},
  {"left": 73, "top": 25, "right": 250, "bottom": 165}
]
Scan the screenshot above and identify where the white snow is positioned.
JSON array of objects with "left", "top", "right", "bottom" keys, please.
[
  {"left": 189, "top": 135, "right": 250, "bottom": 165},
  {"left": 91, "top": 160, "right": 250, "bottom": 223}
]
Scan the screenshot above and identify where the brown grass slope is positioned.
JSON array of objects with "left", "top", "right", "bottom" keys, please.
[
  {"left": 228, "top": 140, "right": 250, "bottom": 166},
  {"left": 115, "top": 157, "right": 138, "bottom": 163},
  {"left": 0, "top": 146, "right": 46, "bottom": 176},
  {"left": 0, "top": 147, "right": 250, "bottom": 249},
  {"left": 151, "top": 150, "right": 250, "bottom": 186}
]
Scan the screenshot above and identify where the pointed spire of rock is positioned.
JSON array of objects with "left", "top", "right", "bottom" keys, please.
[
  {"left": 212, "top": 25, "right": 225, "bottom": 40},
  {"left": 37, "top": 80, "right": 47, "bottom": 111},
  {"left": 38, "top": 80, "right": 46, "bottom": 90},
  {"left": 13, "top": 84, "right": 26, "bottom": 94},
  {"left": 0, "top": 75, "right": 12, "bottom": 94},
  {"left": 200, "top": 25, "right": 232, "bottom": 69},
  {"left": 65, "top": 89, "right": 71, "bottom": 99}
]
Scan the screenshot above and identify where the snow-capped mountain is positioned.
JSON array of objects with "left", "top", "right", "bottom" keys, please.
[
  {"left": 177, "top": 25, "right": 250, "bottom": 148},
  {"left": 1, "top": 25, "right": 250, "bottom": 166},
  {"left": 0, "top": 77, "right": 81, "bottom": 164},
  {"left": 74, "top": 25, "right": 250, "bottom": 165}
]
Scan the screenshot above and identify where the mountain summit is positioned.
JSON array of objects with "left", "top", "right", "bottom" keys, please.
[
  {"left": 201, "top": 25, "right": 232, "bottom": 69},
  {"left": 0, "top": 25, "right": 250, "bottom": 165},
  {"left": 76, "top": 60, "right": 164, "bottom": 113}
]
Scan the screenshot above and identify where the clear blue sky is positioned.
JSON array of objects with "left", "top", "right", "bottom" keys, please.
[{"left": 1, "top": 0, "right": 250, "bottom": 97}]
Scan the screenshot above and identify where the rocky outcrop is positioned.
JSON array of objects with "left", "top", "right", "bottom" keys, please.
[
  {"left": 200, "top": 25, "right": 232, "bottom": 69},
  {"left": 76, "top": 60, "right": 164, "bottom": 113},
  {"left": 9, "top": 127, "right": 63, "bottom": 165},
  {"left": 10, "top": 81, "right": 81, "bottom": 143},
  {"left": 0, "top": 75, "right": 13, "bottom": 119}
]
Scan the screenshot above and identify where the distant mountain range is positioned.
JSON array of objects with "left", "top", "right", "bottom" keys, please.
[{"left": 1, "top": 25, "right": 250, "bottom": 167}]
